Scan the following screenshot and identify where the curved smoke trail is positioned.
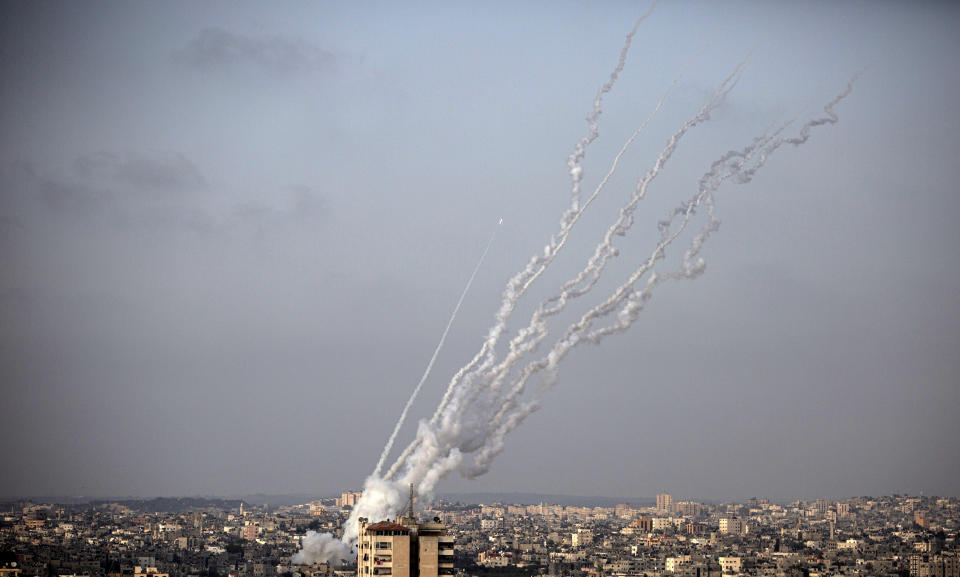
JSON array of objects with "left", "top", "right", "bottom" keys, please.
[
  {"left": 382, "top": 6, "right": 663, "bottom": 482},
  {"left": 291, "top": 6, "right": 863, "bottom": 565},
  {"left": 384, "top": 53, "right": 745, "bottom": 483},
  {"left": 372, "top": 219, "right": 501, "bottom": 478},
  {"left": 364, "top": 71, "right": 858, "bottom": 541}
]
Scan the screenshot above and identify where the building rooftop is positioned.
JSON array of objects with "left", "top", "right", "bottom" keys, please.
[{"left": 365, "top": 521, "right": 410, "bottom": 533}]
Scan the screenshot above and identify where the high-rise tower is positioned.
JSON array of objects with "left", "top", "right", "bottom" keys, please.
[
  {"left": 356, "top": 491, "right": 454, "bottom": 577},
  {"left": 657, "top": 493, "right": 674, "bottom": 514}
]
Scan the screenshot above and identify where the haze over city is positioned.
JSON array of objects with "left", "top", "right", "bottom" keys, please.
[{"left": 1, "top": 0, "right": 958, "bottom": 505}]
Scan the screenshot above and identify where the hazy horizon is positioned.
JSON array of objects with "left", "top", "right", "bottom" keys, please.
[
  {"left": 2, "top": 1, "right": 958, "bottom": 503},
  {"left": 3, "top": 489, "right": 945, "bottom": 508}
]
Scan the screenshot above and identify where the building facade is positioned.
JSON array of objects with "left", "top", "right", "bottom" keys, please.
[
  {"left": 657, "top": 494, "right": 674, "bottom": 514},
  {"left": 356, "top": 516, "right": 454, "bottom": 577}
]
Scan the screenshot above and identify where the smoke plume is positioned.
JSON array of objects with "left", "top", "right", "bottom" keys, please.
[
  {"left": 292, "top": 3, "right": 862, "bottom": 565},
  {"left": 372, "top": 220, "right": 500, "bottom": 478},
  {"left": 292, "top": 532, "right": 352, "bottom": 565}
]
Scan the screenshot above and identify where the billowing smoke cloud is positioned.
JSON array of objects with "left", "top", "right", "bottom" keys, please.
[
  {"left": 293, "top": 4, "right": 862, "bottom": 565},
  {"left": 292, "top": 531, "right": 352, "bottom": 565}
]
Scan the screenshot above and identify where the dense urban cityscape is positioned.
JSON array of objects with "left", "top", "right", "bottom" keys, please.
[{"left": 2, "top": 492, "right": 957, "bottom": 577}]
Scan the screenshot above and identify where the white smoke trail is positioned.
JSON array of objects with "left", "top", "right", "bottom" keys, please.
[
  {"left": 475, "top": 56, "right": 749, "bottom": 402},
  {"left": 381, "top": 5, "right": 662, "bottom": 483},
  {"left": 291, "top": 12, "right": 862, "bottom": 566},
  {"left": 466, "top": 75, "right": 861, "bottom": 475},
  {"left": 568, "top": 0, "right": 660, "bottom": 209},
  {"left": 374, "top": 62, "right": 754, "bottom": 492},
  {"left": 382, "top": 53, "right": 697, "bottom": 482},
  {"left": 381, "top": 53, "right": 751, "bottom": 492},
  {"left": 736, "top": 70, "right": 865, "bottom": 184},
  {"left": 385, "top": 73, "right": 859, "bottom": 495},
  {"left": 372, "top": 219, "right": 501, "bottom": 478}
]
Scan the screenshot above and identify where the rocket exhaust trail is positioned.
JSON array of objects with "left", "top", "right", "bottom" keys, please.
[
  {"left": 568, "top": 0, "right": 660, "bottom": 205},
  {"left": 372, "top": 218, "right": 501, "bottom": 478},
  {"left": 480, "top": 123, "right": 790, "bottom": 442},
  {"left": 467, "top": 77, "right": 862, "bottom": 474},
  {"left": 471, "top": 119, "right": 813, "bottom": 469},
  {"left": 479, "top": 56, "right": 748, "bottom": 401},
  {"left": 385, "top": 60, "right": 747, "bottom": 483},
  {"left": 516, "top": 49, "right": 700, "bottom": 299},
  {"left": 389, "top": 73, "right": 859, "bottom": 489},
  {"left": 382, "top": 6, "right": 661, "bottom": 482},
  {"left": 307, "top": 5, "right": 862, "bottom": 561}
]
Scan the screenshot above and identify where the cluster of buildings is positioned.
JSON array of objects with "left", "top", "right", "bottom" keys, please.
[
  {"left": 1, "top": 493, "right": 957, "bottom": 577},
  {"left": 0, "top": 498, "right": 346, "bottom": 577},
  {"left": 434, "top": 494, "right": 959, "bottom": 577}
]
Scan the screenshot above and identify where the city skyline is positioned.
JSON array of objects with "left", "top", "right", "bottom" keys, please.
[
  {"left": 2, "top": 492, "right": 958, "bottom": 577},
  {"left": 2, "top": 1, "right": 959, "bottom": 502}
]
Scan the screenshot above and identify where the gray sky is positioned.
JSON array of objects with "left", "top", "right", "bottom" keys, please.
[{"left": 1, "top": 0, "right": 958, "bottom": 503}]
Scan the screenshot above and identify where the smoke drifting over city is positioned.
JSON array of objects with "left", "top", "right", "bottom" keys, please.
[{"left": 291, "top": 5, "right": 864, "bottom": 564}]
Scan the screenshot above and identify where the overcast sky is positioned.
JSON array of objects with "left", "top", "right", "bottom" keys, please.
[{"left": 1, "top": 0, "right": 958, "bottom": 503}]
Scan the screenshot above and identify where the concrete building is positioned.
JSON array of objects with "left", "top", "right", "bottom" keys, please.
[
  {"left": 652, "top": 518, "right": 674, "bottom": 531},
  {"left": 356, "top": 515, "right": 454, "bottom": 577},
  {"left": 243, "top": 524, "right": 259, "bottom": 541},
  {"left": 910, "top": 552, "right": 960, "bottom": 577},
  {"left": 338, "top": 492, "right": 363, "bottom": 508},
  {"left": 479, "top": 519, "right": 498, "bottom": 530},
  {"left": 718, "top": 557, "right": 742, "bottom": 575},
  {"left": 676, "top": 501, "right": 702, "bottom": 517},
  {"left": 718, "top": 518, "right": 744, "bottom": 535},
  {"left": 633, "top": 515, "right": 652, "bottom": 533},
  {"left": 665, "top": 556, "right": 691, "bottom": 572},
  {"left": 571, "top": 528, "right": 593, "bottom": 547},
  {"left": 657, "top": 494, "right": 674, "bottom": 514}
]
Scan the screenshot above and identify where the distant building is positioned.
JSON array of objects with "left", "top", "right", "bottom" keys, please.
[
  {"left": 571, "top": 528, "right": 593, "bottom": 547},
  {"left": 719, "top": 518, "right": 744, "bottom": 535},
  {"left": 652, "top": 518, "right": 674, "bottom": 531},
  {"left": 633, "top": 515, "right": 652, "bottom": 533},
  {"left": 684, "top": 522, "right": 707, "bottom": 535},
  {"left": 338, "top": 492, "right": 363, "bottom": 509},
  {"left": 910, "top": 552, "right": 959, "bottom": 577},
  {"left": 665, "top": 556, "right": 691, "bottom": 572},
  {"left": 718, "top": 557, "right": 742, "bottom": 575},
  {"left": 243, "top": 524, "right": 259, "bottom": 541},
  {"left": 813, "top": 499, "right": 829, "bottom": 517},
  {"left": 657, "top": 494, "right": 674, "bottom": 514},
  {"left": 676, "top": 501, "right": 702, "bottom": 517},
  {"left": 477, "top": 552, "right": 510, "bottom": 568},
  {"left": 134, "top": 568, "right": 168, "bottom": 577}
]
